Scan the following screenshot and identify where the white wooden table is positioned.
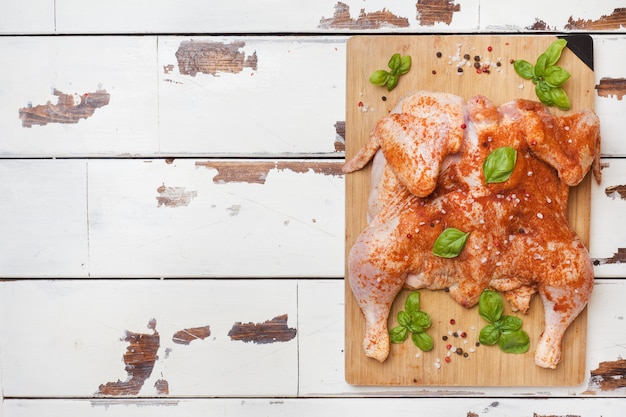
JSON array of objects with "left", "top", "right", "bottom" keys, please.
[{"left": 1, "top": 1, "right": 625, "bottom": 415}]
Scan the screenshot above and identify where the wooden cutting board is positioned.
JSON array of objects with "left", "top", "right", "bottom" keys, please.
[{"left": 345, "top": 35, "right": 595, "bottom": 386}]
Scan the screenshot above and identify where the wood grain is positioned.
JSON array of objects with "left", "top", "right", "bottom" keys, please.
[{"left": 345, "top": 35, "right": 595, "bottom": 386}]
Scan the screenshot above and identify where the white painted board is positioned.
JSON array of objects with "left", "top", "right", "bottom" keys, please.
[{"left": 0, "top": 279, "right": 298, "bottom": 398}]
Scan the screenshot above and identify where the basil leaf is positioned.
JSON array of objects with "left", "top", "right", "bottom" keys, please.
[
  {"left": 390, "top": 326, "right": 409, "bottom": 344},
  {"left": 543, "top": 65, "right": 570, "bottom": 88},
  {"left": 535, "top": 80, "right": 554, "bottom": 106},
  {"left": 513, "top": 60, "right": 534, "bottom": 80},
  {"left": 398, "top": 55, "right": 412, "bottom": 75},
  {"left": 498, "top": 315, "right": 522, "bottom": 332},
  {"left": 407, "top": 311, "right": 431, "bottom": 334},
  {"left": 388, "top": 53, "right": 401, "bottom": 71},
  {"left": 549, "top": 87, "right": 571, "bottom": 111},
  {"left": 534, "top": 53, "right": 548, "bottom": 77},
  {"left": 369, "top": 69, "right": 390, "bottom": 86},
  {"left": 483, "top": 146, "right": 517, "bottom": 184},
  {"left": 478, "top": 324, "right": 501, "bottom": 345},
  {"left": 411, "top": 331, "right": 434, "bottom": 352},
  {"left": 405, "top": 291, "right": 420, "bottom": 315},
  {"left": 478, "top": 290, "right": 503, "bottom": 323},
  {"left": 397, "top": 310, "right": 411, "bottom": 328},
  {"left": 432, "top": 228, "right": 470, "bottom": 258},
  {"left": 386, "top": 73, "right": 399, "bottom": 91},
  {"left": 543, "top": 39, "right": 567, "bottom": 67},
  {"left": 498, "top": 329, "right": 530, "bottom": 353}
]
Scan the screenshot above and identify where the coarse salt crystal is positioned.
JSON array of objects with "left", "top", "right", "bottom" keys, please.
[
  {"left": 527, "top": 171, "right": 533, "bottom": 176},
  {"left": 546, "top": 197, "right": 552, "bottom": 203},
  {"left": 469, "top": 348, "right": 475, "bottom": 353},
  {"left": 537, "top": 212, "right": 544, "bottom": 219},
  {"left": 481, "top": 257, "right": 488, "bottom": 264}
]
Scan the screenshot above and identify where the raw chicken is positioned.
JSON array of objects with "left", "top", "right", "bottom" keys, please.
[{"left": 343, "top": 91, "right": 601, "bottom": 369}]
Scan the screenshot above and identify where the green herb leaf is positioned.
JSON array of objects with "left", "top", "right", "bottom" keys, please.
[
  {"left": 483, "top": 146, "right": 517, "bottom": 184},
  {"left": 398, "top": 55, "right": 412, "bottom": 75},
  {"left": 478, "top": 290, "right": 504, "bottom": 323},
  {"left": 543, "top": 38, "right": 567, "bottom": 67},
  {"left": 433, "top": 228, "right": 470, "bottom": 258},
  {"left": 397, "top": 310, "right": 411, "bottom": 328},
  {"left": 407, "top": 311, "right": 431, "bottom": 334},
  {"left": 535, "top": 80, "right": 554, "bottom": 106},
  {"left": 390, "top": 325, "right": 409, "bottom": 344},
  {"left": 405, "top": 291, "right": 420, "bottom": 315},
  {"left": 388, "top": 53, "right": 401, "bottom": 71},
  {"left": 513, "top": 59, "right": 535, "bottom": 80},
  {"left": 498, "top": 329, "right": 530, "bottom": 353},
  {"left": 498, "top": 315, "right": 523, "bottom": 332},
  {"left": 411, "top": 330, "right": 434, "bottom": 351},
  {"left": 543, "top": 65, "right": 571, "bottom": 88},
  {"left": 479, "top": 324, "right": 501, "bottom": 345},
  {"left": 549, "top": 87, "right": 571, "bottom": 111},
  {"left": 534, "top": 53, "right": 548, "bottom": 77},
  {"left": 369, "top": 69, "right": 390, "bottom": 86},
  {"left": 386, "top": 74, "right": 399, "bottom": 91}
]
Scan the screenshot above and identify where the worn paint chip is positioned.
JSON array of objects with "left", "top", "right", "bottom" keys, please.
[
  {"left": 19, "top": 89, "right": 110, "bottom": 128},
  {"left": 416, "top": 0, "right": 461, "bottom": 26},
  {"left": 605, "top": 184, "right": 626, "bottom": 199},
  {"left": 172, "top": 325, "right": 212, "bottom": 345},
  {"left": 596, "top": 78, "right": 626, "bottom": 101},
  {"left": 175, "top": 40, "right": 257, "bottom": 77},
  {"left": 319, "top": 2, "right": 409, "bottom": 29},
  {"left": 228, "top": 314, "right": 297, "bottom": 344},
  {"left": 196, "top": 161, "right": 344, "bottom": 185},
  {"left": 335, "top": 121, "right": 346, "bottom": 152},
  {"left": 565, "top": 7, "right": 626, "bottom": 30},
  {"left": 593, "top": 248, "right": 626, "bottom": 266},
  {"left": 588, "top": 358, "right": 626, "bottom": 391},
  {"left": 156, "top": 184, "right": 198, "bottom": 207},
  {"left": 97, "top": 319, "right": 160, "bottom": 396}
]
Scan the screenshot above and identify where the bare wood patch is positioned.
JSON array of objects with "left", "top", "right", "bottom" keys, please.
[
  {"left": 589, "top": 358, "right": 626, "bottom": 391},
  {"left": 605, "top": 184, "right": 626, "bottom": 199},
  {"left": 319, "top": 2, "right": 409, "bottom": 29},
  {"left": 593, "top": 248, "right": 626, "bottom": 266},
  {"left": 172, "top": 325, "right": 212, "bottom": 345},
  {"left": 335, "top": 121, "right": 346, "bottom": 152},
  {"left": 156, "top": 184, "right": 198, "bottom": 207},
  {"left": 228, "top": 314, "right": 296, "bottom": 344},
  {"left": 97, "top": 319, "right": 160, "bottom": 396},
  {"left": 175, "top": 40, "right": 257, "bottom": 77},
  {"left": 415, "top": 0, "right": 461, "bottom": 26},
  {"left": 526, "top": 18, "right": 555, "bottom": 31},
  {"left": 565, "top": 7, "right": 626, "bottom": 30},
  {"left": 195, "top": 161, "right": 344, "bottom": 185},
  {"left": 154, "top": 379, "right": 169, "bottom": 395},
  {"left": 19, "top": 89, "right": 110, "bottom": 128},
  {"left": 596, "top": 77, "right": 626, "bottom": 101}
]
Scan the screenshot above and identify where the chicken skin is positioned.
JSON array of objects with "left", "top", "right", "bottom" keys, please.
[{"left": 343, "top": 91, "right": 600, "bottom": 368}]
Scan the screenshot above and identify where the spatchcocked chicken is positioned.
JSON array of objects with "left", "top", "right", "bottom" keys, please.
[{"left": 343, "top": 91, "right": 601, "bottom": 369}]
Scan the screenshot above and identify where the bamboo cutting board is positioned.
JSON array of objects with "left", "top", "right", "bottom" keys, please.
[{"left": 345, "top": 35, "right": 595, "bottom": 386}]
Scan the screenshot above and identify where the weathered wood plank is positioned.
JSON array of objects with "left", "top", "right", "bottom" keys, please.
[
  {"left": 0, "top": 36, "right": 159, "bottom": 157},
  {"left": 0, "top": 35, "right": 625, "bottom": 157},
  {"left": 0, "top": 279, "right": 299, "bottom": 397},
  {"left": 158, "top": 36, "right": 346, "bottom": 156},
  {"left": 0, "top": 279, "right": 624, "bottom": 398},
  {"left": 52, "top": 0, "right": 481, "bottom": 34},
  {"left": 86, "top": 158, "right": 344, "bottom": 277},
  {"left": 480, "top": 0, "right": 626, "bottom": 31},
  {"left": 2, "top": 397, "right": 626, "bottom": 416}
]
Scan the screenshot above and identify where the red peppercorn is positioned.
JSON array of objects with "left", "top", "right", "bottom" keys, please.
[
  {"left": 445, "top": 356, "right": 451, "bottom": 363},
  {"left": 449, "top": 319, "right": 456, "bottom": 325},
  {"left": 358, "top": 101, "right": 363, "bottom": 107},
  {"left": 461, "top": 332, "right": 467, "bottom": 338},
  {"left": 460, "top": 124, "right": 467, "bottom": 129},
  {"left": 487, "top": 46, "right": 493, "bottom": 52},
  {"left": 406, "top": 233, "right": 412, "bottom": 239},
  {"left": 446, "top": 343, "right": 452, "bottom": 350}
]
